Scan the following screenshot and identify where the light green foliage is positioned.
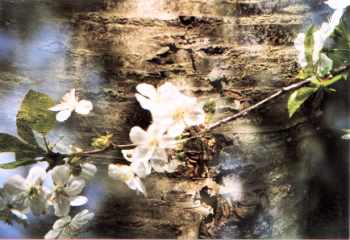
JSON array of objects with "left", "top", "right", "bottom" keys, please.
[
  {"left": 288, "top": 86, "right": 318, "bottom": 118},
  {"left": 0, "top": 90, "right": 55, "bottom": 169},
  {"left": 328, "top": 20, "right": 350, "bottom": 69},
  {"left": 17, "top": 90, "right": 56, "bottom": 135},
  {"left": 317, "top": 53, "right": 334, "bottom": 77},
  {"left": 0, "top": 133, "right": 42, "bottom": 169}
]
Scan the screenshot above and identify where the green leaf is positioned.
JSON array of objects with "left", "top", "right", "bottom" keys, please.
[
  {"left": 0, "top": 159, "right": 37, "bottom": 169},
  {"left": 304, "top": 26, "right": 316, "bottom": 67},
  {"left": 17, "top": 90, "right": 56, "bottom": 135},
  {"left": 317, "top": 53, "right": 333, "bottom": 77},
  {"left": 288, "top": 87, "right": 318, "bottom": 118},
  {"left": 296, "top": 67, "right": 314, "bottom": 80},
  {"left": 0, "top": 133, "right": 37, "bottom": 153},
  {"left": 320, "top": 74, "right": 344, "bottom": 87},
  {"left": 16, "top": 120, "right": 37, "bottom": 146},
  {"left": 0, "top": 133, "right": 42, "bottom": 169}
]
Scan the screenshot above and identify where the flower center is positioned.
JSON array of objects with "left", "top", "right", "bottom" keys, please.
[
  {"left": 173, "top": 108, "right": 185, "bottom": 122},
  {"left": 28, "top": 187, "right": 39, "bottom": 198},
  {"left": 149, "top": 138, "right": 159, "bottom": 147}
]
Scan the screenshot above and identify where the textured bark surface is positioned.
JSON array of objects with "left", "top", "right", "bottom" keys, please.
[{"left": 0, "top": 0, "right": 335, "bottom": 239}]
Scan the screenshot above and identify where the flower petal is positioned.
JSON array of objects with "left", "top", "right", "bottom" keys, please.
[
  {"left": 65, "top": 178, "right": 85, "bottom": 197},
  {"left": 166, "top": 122, "right": 186, "bottom": 137},
  {"left": 11, "top": 209, "right": 28, "bottom": 220},
  {"left": 130, "top": 159, "right": 152, "bottom": 178},
  {"left": 121, "top": 149, "right": 134, "bottom": 162},
  {"left": 51, "top": 165, "right": 70, "bottom": 186},
  {"left": 136, "top": 83, "right": 157, "bottom": 99},
  {"left": 108, "top": 164, "right": 134, "bottom": 182},
  {"left": 147, "top": 123, "right": 166, "bottom": 139},
  {"left": 80, "top": 163, "right": 97, "bottom": 181},
  {"left": 4, "top": 175, "right": 27, "bottom": 195},
  {"left": 53, "top": 194, "right": 71, "bottom": 217},
  {"left": 135, "top": 94, "right": 154, "bottom": 111},
  {"left": 62, "top": 89, "right": 77, "bottom": 103},
  {"left": 127, "top": 177, "right": 147, "bottom": 197},
  {"left": 70, "top": 196, "right": 88, "bottom": 206},
  {"left": 29, "top": 190, "right": 49, "bottom": 216},
  {"left": 158, "top": 82, "right": 181, "bottom": 99},
  {"left": 129, "top": 126, "right": 149, "bottom": 145},
  {"left": 75, "top": 100, "right": 93, "bottom": 115},
  {"left": 49, "top": 103, "right": 69, "bottom": 112},
  {"left": 56, "top": 109, "right": 72, "bottom": 122},
  {"left": 53, "top": 216, "right": 71, "bottom": 229},
  {"left": 26, "top": 166, "right": 46, "bottom": 185},
  {"left": 326, "top": 0, "right": 350, "bottom": 10},
  {"left": 70, "top": 209, "right": 94, "bottom": 230},
  {"left": 184, "top": 107, "right": 205, "bottom": 126},
  {"left": 45, "top": 229, "right": 61, "bottom": 239}
]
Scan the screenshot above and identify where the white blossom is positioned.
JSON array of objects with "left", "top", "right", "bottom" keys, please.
[
  {"left": 325, "top": 0, "right": 350, "bottom": 10},
  {"left": 295, "top": 1, "right": 349, "bottom": 67},
  {"left": 135, "top": 82, "right": 182, "bottom": 113},
  {"left": 49, "top": 165, "right": 87, "bottom": 217},
  {"left": 136, "top": 82, "right": 205, "bottom": 137},
  {"left": 121, "top": 124, "right": 176, "bottom": 178},
  {"left": 3, "top": 166, "right": 49, "bottom": 216},
  {"left": 154, "top": 93, "right": 205, "bottom": 137},
  {"left": 49, "top": 89, "right": 93, "bottom": 122},
  {"left": 79, "top": 163, "right": 97, "bottom": 182},
  {"left": 0, "top": 188, "right": 28, "bottom": 220},
  {"left": 108, "top": 164, "right": 147, "bottom": 196},
  {"left": 294, "top": 33, "right": 308, "bottom": 68},
  {"left": 45, "top": 209, "right": 94, "bottom": 239},
  {"left": 312, "top": 1, "right": 349, "bottom": 64}
]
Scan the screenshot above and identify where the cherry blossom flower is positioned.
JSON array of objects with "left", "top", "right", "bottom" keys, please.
[
  {"left": 312, "top": 0, "right": 350, "bottom": 64},
  {"left": 294, "top": 33, "right": 307, "bottom": 68},
  {"left": 325, "top": 0, "right": 350, "bottom": 10},
  {"left": 79, "top": 163, "right": 97, "bottom": 182},
  {"left": 45, "top": 209, "right": 94, "bottom": 239},
  {"left": 295, "top": 1, "right": 349, "bottom": 67},
  {"left": 135, "top": 82, "right": 182, "bottom": 113},
  {"left": 49, "top": 89, "right": 93, "bottom": 122},
  {"left": 0, "top": 187, "right": 28, "bottom": 220},
  {"left": 136, "top": 83, "right": 205, "bottom": 137},
  {"left": 155, "top": 93, "right": 205, "bottom": 137},
  {"left": 108, "top": 164, "right": 147, "bottom": 196},
  {"left": 49, "top": 165, "right": 87, "bottom": 217},
  {"left": 3, "top": 166, "right": 49, "bottom": 216},
  {"left": 121, "top": 124, "right": 176, "bottom": 178}
]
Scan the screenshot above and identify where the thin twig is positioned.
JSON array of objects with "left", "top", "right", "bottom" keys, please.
[
  {"left": 206, "top": 79, "right": 311, "bottom": 131},
  {"left": 75, "top": 64, "right": 350, "bottom": 155},
  {"left": 204, "top": 64, "right": 350, "bottom": 131}
]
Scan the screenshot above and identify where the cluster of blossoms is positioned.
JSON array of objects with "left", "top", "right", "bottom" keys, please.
[
  {"left": 294, "top": 0, "right": 350, "bottom": 74},
  {"left": 0, "top": 163, "right": 96, "bottom": 239},
  {"left": 108, "top": 82, "right": 206, "bottom": 195}
]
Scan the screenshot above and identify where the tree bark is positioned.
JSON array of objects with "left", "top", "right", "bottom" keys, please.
[{"left": 0, "top": 0, "right": 322, "bottom": 238}]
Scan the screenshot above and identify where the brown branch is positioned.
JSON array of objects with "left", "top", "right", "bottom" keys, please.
[
  {"left": 206, "top": 79, "right": 311, "bottom": 131},
  {"left": 71, "top": 64, "right": 350, "bottom": 156},
  {"left": 205, "top": 64, "right": 350, "bottom": 131}
]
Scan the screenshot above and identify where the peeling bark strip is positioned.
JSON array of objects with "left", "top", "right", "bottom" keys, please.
[{"left": 65, "top": 0, "right": 318, "bottom": 238}]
